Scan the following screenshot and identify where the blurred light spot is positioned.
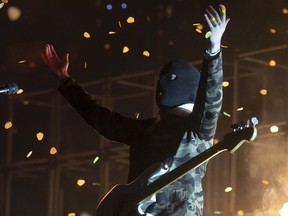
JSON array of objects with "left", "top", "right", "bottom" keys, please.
[
  {"left": 80, "top": 212, "right": 92, "bottom": 216},
  {"left": 0, "top": 3, "right": 4, "bottom": 9},
  {"left": 222, "top": 81, "right": 229, "bottom": 87},
  {"left": 279, "top": 202, "right": 288, "bottom": 216},
  {"left": 168, "top": 40, "right": 174, "bottom": 46},
  {"left": 4, "top": 121, "right": 12, "bottom": 129},
  {"left": 121, "top": 3, "right": 127, "bottom": 9},
  {"left": 83, "top": 32, "right": 91, "bottom": 38},
  {"left": 17, "top": 89, "right": 24, "bottom": 94},
  {"left": 282, "top": 8, "right": 288, "bottom": 14},
  {"left": 214, "top": 211, "right": 224, "bottom": 215},
  {"left": 269, "top": 60, "right": 276, "bottom": 67},
  {"left": 205, "top": 31, "right": 212, "bottom": 38},
  {"left": 122, "top": 46, "right": 129, "bottom": 53},
  {"left": 2, "top": 0, "right": 8, "bottom": 3},
  {"left": 146, "top": 16, "right": 151, "bottom": 22},
  {"left": 166, "top": 5, "right": 173, "bottom": 18},
  {"left": 143, "top": 51, "right": 150, "bottom": 57},
  {"left": 127, "top": 16, "right": 135, "bottom": 23},
  {"left": 26, "top": 151, "right": 33, "bottom": 158},
  {"left": 118, "top": 21, "right": 122, "bottom": 28},
  {"left": 237, "top": 107, "right": 244, "bottom": 111},
  {"left": 84, "top": 62, "right": 87, "bottom": 69},
  {"left": 36, "top": 132, "right": 44, "bottom": 141},
  {"left": 50, "top": 147, "right": 57, "bottom": 155},
  {"left": 237, "top": 210, "right": 244, "bottom": 216},
  {"left": 77, "top": 179, "right": 86, "bottom": 186},
  {"left": 224, "top": 187, "right": 232, "bottom": 193},
  {"left": 23, "top": 100, "right": 29, "bottom": 105},
  {"left": 18, "top": 60, "right": 26, "bottom": 64},
  {"left": 108, "top": 31, "right": 116, "bottom": 35},
  {"left": 104, "top": 43, "right": 111, "bottom": 50},
  {"left": 28, "top": 61, "right": 36, "bottom": 68},
  {"left": 261, "top": 180, "right": 269, "bottom": 185},
  {"left": 7, "top": 6, "right": 21, "bottom": 21},
  {"left": 92, "top": 182, "right": 101, "bottom": 186},
  {"left": 223, "top": 112, "right": 231, "bottom": 117},
  {"left": 270, "top": 28, "right": 277, "bottom": 34},
  {"left": 68, "top": 213, "right": 76, "bottom": 216},
  {"left": 260, "top": 89, "right": 268, "bottom": 95},
  {"left": 270, "top": 125, "right": 279, "bottom": 133},
  {"left": 93, "top": 156, "right": 100, "bottom": 164},
  {"left": 106, "top": 4, "right": 112, "bottom": 10}
]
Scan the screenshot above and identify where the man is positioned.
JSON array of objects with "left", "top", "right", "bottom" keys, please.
[{"left": 42, "top": 4, "right": 229, "bottom": 216}]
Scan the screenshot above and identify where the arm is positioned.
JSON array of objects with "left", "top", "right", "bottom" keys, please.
[
  {"left": 193, "top": 5, "right": 230, "bottom": 140},
  {"left": 41, "top": 44, "right": 155, "bottom": 144}
]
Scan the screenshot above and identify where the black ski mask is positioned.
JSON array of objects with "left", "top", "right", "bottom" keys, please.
[{"left": 156, "top": 59, "right": 200, "bottom": 109}]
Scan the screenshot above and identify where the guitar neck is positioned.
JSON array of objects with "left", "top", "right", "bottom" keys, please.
[{"left": 136, "top": 142, "right": 226, "bottom": 204}]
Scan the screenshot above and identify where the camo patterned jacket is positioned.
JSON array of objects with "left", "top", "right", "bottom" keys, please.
[{"left": 58, "top": 51, "right": 223, "bottom": 216}]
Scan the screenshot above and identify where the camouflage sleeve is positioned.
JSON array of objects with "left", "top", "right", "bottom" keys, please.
[
  {"left": 58, "top": 77, "right": 155, "bottom": 145},
  {"left": 193, "top": 51, "right": 223, "bottom": 141}
]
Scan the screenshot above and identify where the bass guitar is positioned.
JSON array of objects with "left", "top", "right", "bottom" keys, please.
[{"left": 96, "top": 117, "right": 258, "bottom": 216}]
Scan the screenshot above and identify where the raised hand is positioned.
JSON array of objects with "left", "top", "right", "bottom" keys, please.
[
  {"left": 204, "top": 5, "right": 230, "bottom": 54},
  {"left": 41, "top": 44, "right": 70, "bottom": 81}
]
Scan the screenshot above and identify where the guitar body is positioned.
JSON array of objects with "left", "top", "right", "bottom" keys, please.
[{"left": 96, "top": 163, "right": 163, "bottom": 216}]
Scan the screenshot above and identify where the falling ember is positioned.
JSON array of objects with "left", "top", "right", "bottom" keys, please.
[
  {"left": 196, "top": 28, "right": 202, "bottom": 34},
  {"left": 127, "top": 16, "right": 135, "bottom": 23},
  {"left": 237, "top": 107, "right": 244, "bottom": 111},
  {"left": 36, "top": 132, "right": 44, "bottom": 141},
  {"left": 84, "top": 61, "right": 87, "bottom": 69},
  {"left": 223, "top": 112, "right": 231, "bottom": 117},
  {"left": 260, "top": 89, "right": 268, "bottom": 95},
  {"left": 77, "top": 179, "right": 86, "bottom": 186},
  {"left": 261, "top": 180, "right": 269, "bottom": 185},
  {"left": 205, "top": 31, "right": 212, "bottom": 38},
  {"left": 83, "top": 32, "right": 91, "bottom": 38},
  {"left": 109, "top": 31, "right": 116, "bottom": 35},
  {"left": 16, "top": 89, "right": 24, "bottom": 94},
  {"left": 237, "top": 210, "right": 244, "bottom": 216},
  {"left": 122, "top": 46, "right": 129, "bottom": 53},
  {"left": 4, "top": 121, "right": 12, "bottom": 129},
  {"left": 118, "top": 21, "right": 122, "bottom": 28},
  {"left": 269, "top": 60, "right": 276, "bottom": 67},
  {"left": 143, "top": 51, "right": 150, "bottom": 57},
  {"left": 279, "top": 202, "right": 288, "bottom": 216},
  {"left": 50, "top": 147, "right": 57, "bottom": 155},
  {"left": 224, "top": 187, "right": 232, "bottom": 193},
  {"left": 18, "top": 60, "right": 26, "bottom": 64},
  {"left": 26, "top": 151, "right": 33, "bottom": 158},
  {"left": 93, "top": 156, "right": 100, "bottom": 164},
  {"left": 270, "top": 125, "right": 279, "bottom": 133},
  {"left": 221, "top": 45, "right": 228, "bottom": 49},
  {"left": 222, "top": 81, "right": 229, "bottom": 87},
  {"left": 270, "top": 28, "right": 277, "bottom": 34}
]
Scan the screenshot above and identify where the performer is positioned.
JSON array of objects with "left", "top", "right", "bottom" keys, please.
[{"left": 42, "top": 4, "right": 229, "bottom": 216}]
